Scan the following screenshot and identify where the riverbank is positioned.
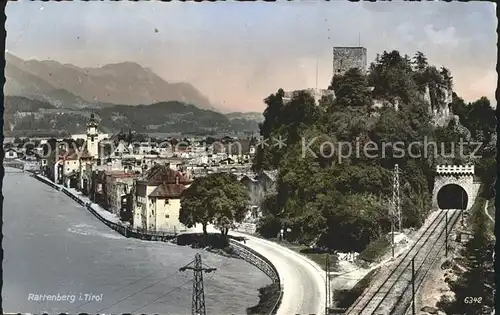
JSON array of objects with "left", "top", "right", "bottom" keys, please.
[
  {"left": 32, "top": 173, "right": 282, "bottom": 315},
  {"left": 4, "top": 171, "right": 272, "bottom": 314}
]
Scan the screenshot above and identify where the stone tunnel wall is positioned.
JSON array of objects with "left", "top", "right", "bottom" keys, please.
[{"left": 432, "top": 174, "right": 479, "bottom": 211}]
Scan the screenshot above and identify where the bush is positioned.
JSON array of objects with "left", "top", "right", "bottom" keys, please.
[
  {"left": 335, "top": 270, "right": 376, "bottom": 309},
  {"left": 357, "top": 235, "right": 390, "bottom": 263},
  {"left": 176, "top": 233, "right": 229, "bottom": 249},
  {"left": 246, "top": 283, "right": 281, "bottom": 315}
]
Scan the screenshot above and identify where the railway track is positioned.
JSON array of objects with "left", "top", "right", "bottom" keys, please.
[{"left": 346, "top": 209, "right": 460, "bottom": 315}]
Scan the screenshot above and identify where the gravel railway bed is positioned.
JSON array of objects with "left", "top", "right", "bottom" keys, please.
[{"left": 346, "top": 210, "right": 460, "bottom": 315}]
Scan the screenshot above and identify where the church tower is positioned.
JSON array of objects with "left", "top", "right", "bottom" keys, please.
[{"left": 86, "top": 112, "right": 99, "bottom": 158}]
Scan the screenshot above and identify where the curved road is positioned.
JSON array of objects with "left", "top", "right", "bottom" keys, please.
[
  {"left": 203, "top": 225, "right": 326, "bottom": 315},
  {"left": 485, "top": 200, "right": 494, "bottom": 223},
  {"left": 2, "top": 171, "right": 270, "bottom": 314}
]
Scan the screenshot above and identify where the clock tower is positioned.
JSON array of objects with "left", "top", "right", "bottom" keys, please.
[{"left": 86, "top": 112, "right": 99, "bottom": 158}]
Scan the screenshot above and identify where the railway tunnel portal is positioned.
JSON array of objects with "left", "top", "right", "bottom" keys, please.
[{"left": 432, "top": 165, "right": 480, "bottom": 211}]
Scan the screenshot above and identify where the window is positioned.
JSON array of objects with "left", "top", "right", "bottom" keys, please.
[{"left": 165, "top": 214, "right": 170, "bottom": 219}]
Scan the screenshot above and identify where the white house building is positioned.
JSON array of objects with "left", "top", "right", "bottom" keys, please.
[{"left": 133, "top": 164, "right": 192, "bottom": 233}]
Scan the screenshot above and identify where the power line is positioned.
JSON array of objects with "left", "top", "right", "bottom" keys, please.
[
  {"left": 73, "top": 268, "right": 166, "bottom": 309},
  {"left": 180, "top": 253, "right": 217, "bottom": 315},
  {"left": 95, "top": 271, "right": 182, "bottom": 313},
  {"left": 95, "top": 259, "right": 195, "bottom": 313},
  {"left": 160, "top": 268, "right": 218, "bottom": 307},
  {"left": 130, "top": 279, "right": 193, "bottom": 313}
]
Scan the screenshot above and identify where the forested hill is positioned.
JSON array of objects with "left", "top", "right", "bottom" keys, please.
[
  {"left": 4, "top": 97, "right": 260, "bottom": 136},
  {"left": 98, "top": 101, "right": 233, "bottom": 134},
  {"left": 254, "top": 50, "right": 496, "bottom": 253}
]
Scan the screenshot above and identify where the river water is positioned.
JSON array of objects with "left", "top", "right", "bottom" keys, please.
[{"left": 2, "top": 170, "right": 271, "bottom": 314}]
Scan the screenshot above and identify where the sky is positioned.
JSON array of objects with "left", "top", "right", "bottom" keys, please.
[{"left": 6, "top": 1, "right": 497, "bottom": 112}]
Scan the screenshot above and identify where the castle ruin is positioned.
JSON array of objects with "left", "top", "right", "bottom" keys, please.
[{"left": 332, "top": 47, "right": 367, "bottom": 76}]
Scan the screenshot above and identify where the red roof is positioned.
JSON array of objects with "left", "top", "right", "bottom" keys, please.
[
  {"left": 57, "top": 148, "right": 92, "bottom": 161},
  {"left": 106, "top": 172, "right": 139, "bottom": 179},
  {"left": 142, "top": 164, "right": 192, "bottom": 186},
  {"left": 148, "top": 183, "right": 187, "bottom": 198}
]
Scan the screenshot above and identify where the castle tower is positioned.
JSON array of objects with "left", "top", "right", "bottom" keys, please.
[
  {"left": 86, "top": 112, "right": 99, "bottom": 158},
  {"left": 332, "top": 46, "right": 367, "bottom": 76}
]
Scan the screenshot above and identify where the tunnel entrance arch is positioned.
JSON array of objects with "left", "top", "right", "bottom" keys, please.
[
  {"left": 436, "top": 184, "right": 468, "bottom": 210},
  {"left": 432, "top": 165, "right": 480, "bottom": 211}
]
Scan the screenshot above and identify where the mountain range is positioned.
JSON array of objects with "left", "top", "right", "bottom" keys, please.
[
  {"left": 4, "top": 53, "right": 264, "bottom": 136},
  {"left": 5, "top": 52, "right": 216, "bottom": 111}
]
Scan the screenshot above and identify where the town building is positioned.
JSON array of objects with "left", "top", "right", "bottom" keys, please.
[
  {"left": 240, "top": 169, "right": 278, "bottom": 220},
  {"left": 133, "top": 164, "right": 192, "bottom": 233},
  {"left": 104, "top": 171, "right": 139, "bottom": 221},
  {"left": 111, "top": 141, "right": 131, "bottom": 158},
  {"left": 52, "top": 147, "right": 93, "bottom": 187}
]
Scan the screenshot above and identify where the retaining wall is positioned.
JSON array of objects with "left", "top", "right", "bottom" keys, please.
[
  {"left": 229, "top": 239, "right": 283, "bottom": 314},
  {"left": 32, "top": 173, "right": 283, "bottom": 314},
  {"left": 32, "top": 174, "right": 176, "bottom": 241}
]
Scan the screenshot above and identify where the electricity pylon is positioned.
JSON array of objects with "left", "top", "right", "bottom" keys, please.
[
  {"left": 180, "top": 253, "right": 217, "bottom": 315},
  {"left": 392, "top": 164, "right": 401, "bottom": 232},
  {"left": 389, "top": 164, "right": 401, "bottom": 258}
]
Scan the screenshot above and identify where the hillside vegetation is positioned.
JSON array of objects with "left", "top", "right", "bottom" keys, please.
[
  {"left": 254, "top": 50, "right": 496, "bottom": 252},
  {"left": 4, "top": 97, "right": 260, "bottom": 136}
]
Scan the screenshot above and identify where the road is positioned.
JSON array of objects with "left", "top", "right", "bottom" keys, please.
[
  {"left": 201, "top": 225, "right": 326, "bottom": 315},
  {"left": 347, "top": 209, "right": 460, "bottom": 315},
  {"left": 485, "top": 200, "right": 494, "bottom": 223},
  {"left": 3, "top": 171, "right": 270, "bottom": 314}
]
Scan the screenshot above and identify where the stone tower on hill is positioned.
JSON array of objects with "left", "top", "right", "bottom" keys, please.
[{"left": 332, "top": 47, "right": 367, "bottom": 76}]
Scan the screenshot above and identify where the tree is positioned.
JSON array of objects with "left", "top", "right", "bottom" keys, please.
[
  {"left": 256, "top": 193, "right": 282, "bottom": 238},
  {"left": 369, "top": 50, "right": 416, "bottom": 103},
  {"left": 179, "top": 173, "right": 249, "bottom": 236},
  {"left": 413, "top": 51, "right": 428, "bottom": 72},
  {"left": 252, "top": 48, "right": 494, "bottom": 257},
  {"left": 464, "top": 97, "right": 495, "bottom": 144},
  {"left": 440, "top": 67, "right": 453, "bottom": 89},
  {"left": 329, "top": 68, "right": 372, "bottom": 108},
  {"left": 254, "top": 89, "right": 319, "bottom": 171},
  {"left": 450, "top": 93, "right": 468, "bottom": 123}
]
